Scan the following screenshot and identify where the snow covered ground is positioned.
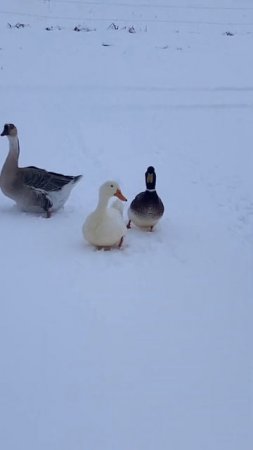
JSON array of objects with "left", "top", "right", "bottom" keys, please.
[{"left": 0, "top": 1, "right": 252, "bottom": 449}]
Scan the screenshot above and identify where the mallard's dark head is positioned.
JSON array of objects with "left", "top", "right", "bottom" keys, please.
[{"left": 145, "top": 166, "right": 156, "bottom": 191}]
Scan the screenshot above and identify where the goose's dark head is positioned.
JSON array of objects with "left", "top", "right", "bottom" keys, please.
[
  {"left": 1, "top": 123, "right": 17, "bottom": 137},
  {"left": 145, "top": 166, "right": 156, "bottom": 190}
]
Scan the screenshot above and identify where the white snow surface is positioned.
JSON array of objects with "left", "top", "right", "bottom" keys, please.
[{"left": 0, "top": 1, "right": 252, "bottom": 449}]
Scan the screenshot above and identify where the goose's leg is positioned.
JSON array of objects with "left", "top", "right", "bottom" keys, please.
[
  {"left": 45, "top": 209, "right": 52, "bottom": 218},
  {"left": 127, "top": 220, "right": 131, "bottom": 229},
  {"left": 42, "top": 195, "right": 53, "bottom": 218},
  {"left": 118, "top": 236, "right": 124, "bottom": 248},
  {"left": 149, "top": 225, "right": 154, "bottom": 232}
]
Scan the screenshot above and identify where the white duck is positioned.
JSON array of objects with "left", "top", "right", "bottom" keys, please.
[
  {"left": 0, "top": 123, "right": 82, "bottom": 217},
  {"left": 82, "top": 181, "right": 127, "bottom": 249}
]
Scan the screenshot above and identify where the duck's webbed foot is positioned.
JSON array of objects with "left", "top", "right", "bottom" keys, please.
[{"left": 96, "top": 246, "right": 111, "bottom": 251}]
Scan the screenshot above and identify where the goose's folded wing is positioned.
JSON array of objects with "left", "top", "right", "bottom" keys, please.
[
  {"left": 21, "top": 166, "right": 76, "bottom": 192},
  {"left": 30, "top": 186, "right": 53, "bottom": 210}
]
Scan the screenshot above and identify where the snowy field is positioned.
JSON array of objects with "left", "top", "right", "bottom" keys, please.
[{"left": 0, "top": 1, "right": 252, "bottom": 449}]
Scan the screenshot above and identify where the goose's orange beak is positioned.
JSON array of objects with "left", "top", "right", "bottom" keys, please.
[{"left": 114, "top": 189, "right": 127, "bottom": 201}]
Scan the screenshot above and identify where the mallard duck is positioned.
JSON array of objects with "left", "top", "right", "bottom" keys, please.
[
  {"left": 127, "top": 166, "right": 164, "bottom": 231},
  {"left": 0, "top": 123, "right": 82, "bottom": 217},
  {"left": 82, "top": 181, "right": 127, "bottom": 249}
]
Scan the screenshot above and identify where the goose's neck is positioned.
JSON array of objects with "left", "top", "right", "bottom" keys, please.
[{"left": 2, "top": 135, "right": 20, "bottom": 174}]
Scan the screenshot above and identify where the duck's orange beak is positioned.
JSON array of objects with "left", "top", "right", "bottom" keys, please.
[{"left": 114, "top": 189, "right": 127, "bottom": 201}]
